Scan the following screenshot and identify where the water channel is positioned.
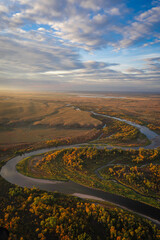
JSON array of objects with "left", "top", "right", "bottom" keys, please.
[{"left": 1, "top": 110, "right": 160, "bottom": 225}]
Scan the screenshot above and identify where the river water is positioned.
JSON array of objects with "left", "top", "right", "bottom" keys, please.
[
  {"left": 1, "top": 112, "right": 160, "bottom": 224},
  {"left": 91, "top": 111, "right": 160, "bottom": 149}
]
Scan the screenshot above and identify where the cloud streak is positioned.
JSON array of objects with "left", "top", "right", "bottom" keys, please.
[{"left": 0, "top": 0, "right": 160, "bottom": 92}]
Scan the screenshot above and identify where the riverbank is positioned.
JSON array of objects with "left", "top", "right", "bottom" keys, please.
[{"left": 1, "top": 110, "right": 160, "bottom": 226}]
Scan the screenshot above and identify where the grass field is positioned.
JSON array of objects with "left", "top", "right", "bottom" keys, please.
[
  {"left": 72, "top": 93, "right": 160, "bottom": 133},
  {"left": 0, "top": 127, "right": 90, "bottom": 145},
  {"left": 33, "top": 106, "right": 101, "bottom": 128},
  {"left": 0, "top": 92, "right": 101, "bottom": 147},
  {"left": 0, "top": 91, "right": 159, "bottom": 148}
]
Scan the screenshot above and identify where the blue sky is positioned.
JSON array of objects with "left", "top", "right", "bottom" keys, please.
[{"left": 0, "top": 0, "right": 160, "bottom": 92}]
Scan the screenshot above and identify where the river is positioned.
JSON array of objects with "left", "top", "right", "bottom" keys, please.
[{"left": 1, "top": 111, "right": 160, "bottom": 225}]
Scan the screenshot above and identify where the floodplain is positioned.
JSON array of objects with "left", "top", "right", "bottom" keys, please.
[{"left": 0, "top": 91, "right": 160, "bottom": 240}]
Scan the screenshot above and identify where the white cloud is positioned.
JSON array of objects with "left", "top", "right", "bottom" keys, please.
[
  {"left": 136, "top": 6, "right": 160, "bottom": 22},
  {"left": 0, "top": 36, "right": 83, "bottom": 75},
  {"left": 108, "top": 8, "right": 120, "bottom": 15},
  {"left": 79, "top": 0, "right": 100, "bottom": 10},
  {"left": 116, "top": 6, "right": 160, "bottom": 48},
  {"left": 1, "top": 1, "right": 159, "bottom": 51},
  {"left": 3, "top": 0, "right": 126, "bottom": 50},
  {"left": 0, "top": 4, "right": 8, "bottom": 13},
  {"left": 0, "top": 0, "right": 160, "bottom": 92}
]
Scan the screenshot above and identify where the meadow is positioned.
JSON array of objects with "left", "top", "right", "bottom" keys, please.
[
  {"left": 72, "top": 93, "right": 160, "bottom": 133},
  {"left": 1, "top": 91, "right": 159, "bottom": 150},
  {"left": 0, "top": 92, "right": 101, "bottom": 148}
]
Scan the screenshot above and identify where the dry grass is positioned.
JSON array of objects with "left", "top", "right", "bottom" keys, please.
[
  {"left": 0, "top": 91, "right": 159, "bottom": 146},
  {"left": 33, "top": 106, "right": 101, "bottom": 128},
  {"left": 0, "top": 127, "right": 89, "bottom": 145},
  {"left": 0, "top": 93, "right": 101, "bottom": 146},
  {"left": 70, "top": 94, "right": 160, "bottom": 129},
  {"left": 0, "top": 99, "right": 63, "bottom": 125}
]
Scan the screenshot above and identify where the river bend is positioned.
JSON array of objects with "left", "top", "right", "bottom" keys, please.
[{"left": 1, "top": 111, "right": 160, "bottom": 225}]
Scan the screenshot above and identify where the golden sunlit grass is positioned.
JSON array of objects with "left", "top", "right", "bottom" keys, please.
[
  {"left": 70, "top": 94, "right": 160, "bottom": 132},
  {"left": 0, "top": 93, "right": 101, "bottom": 146},
  {"left": 0, "top": 99, "right": 63, "bottom": 124},
  {"left": 0, "top": 91, "right": 159, "bottom": 147},
  {"left": 33, "top": 106, "right": 101, "bottom": 127}
]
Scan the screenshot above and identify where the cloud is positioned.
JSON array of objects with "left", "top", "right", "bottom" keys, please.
[
  {"left": 125, "top": 68, "right": 145, "bottom": 74},
  {"left": 0, "top": 1, "right": 160, "bottom": 92},
  {"left": 0, "top": 32, "right": 122, "bottom": 88},
  {"left": 1, "top": 1, "right": 160, "bottom": 51},
  {"left": 4, "top": 0, "right": 126, "bottom": 50},
  {"left": 123, "top": 57, "right": 160, "bottom": 87},
  {"left": 144, "top": 57, "right": 160, "bottom": 73},
  {"left": 0, "top": 4, "right": 8, "bottom": 13},
  {"left": 108, "top": 8, "right": 120, "bottom": 15},
  {"left": 0, "top": 36, "right": 84, "bottom": 75},
  {"left": 115, "top": 6, "right": 160, "bottom": 49}
]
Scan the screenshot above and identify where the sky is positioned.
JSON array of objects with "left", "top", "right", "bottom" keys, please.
[{"left": 0, "top": 0, "right": 160, "bottom": 92}]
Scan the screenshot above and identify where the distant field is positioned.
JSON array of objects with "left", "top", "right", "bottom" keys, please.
[
  {"left": 0, "top": 91, "right": 159, "bottom": 147},
  {"left": 0, "top": 92, "right": 101, "bottom": 146},
  {"left": 71, "top": 94, "right": 160, "bottom": 133},
  {"left": 33, "top": 106, "right": 101, "bottom": 128},
  {"left": 0, "top": 99, "right": 63, "bottom": 125}
]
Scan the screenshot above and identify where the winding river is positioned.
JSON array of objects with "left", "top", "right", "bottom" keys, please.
[{"left": 1, "top": 111, "right": 160, "bottom": 225}]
